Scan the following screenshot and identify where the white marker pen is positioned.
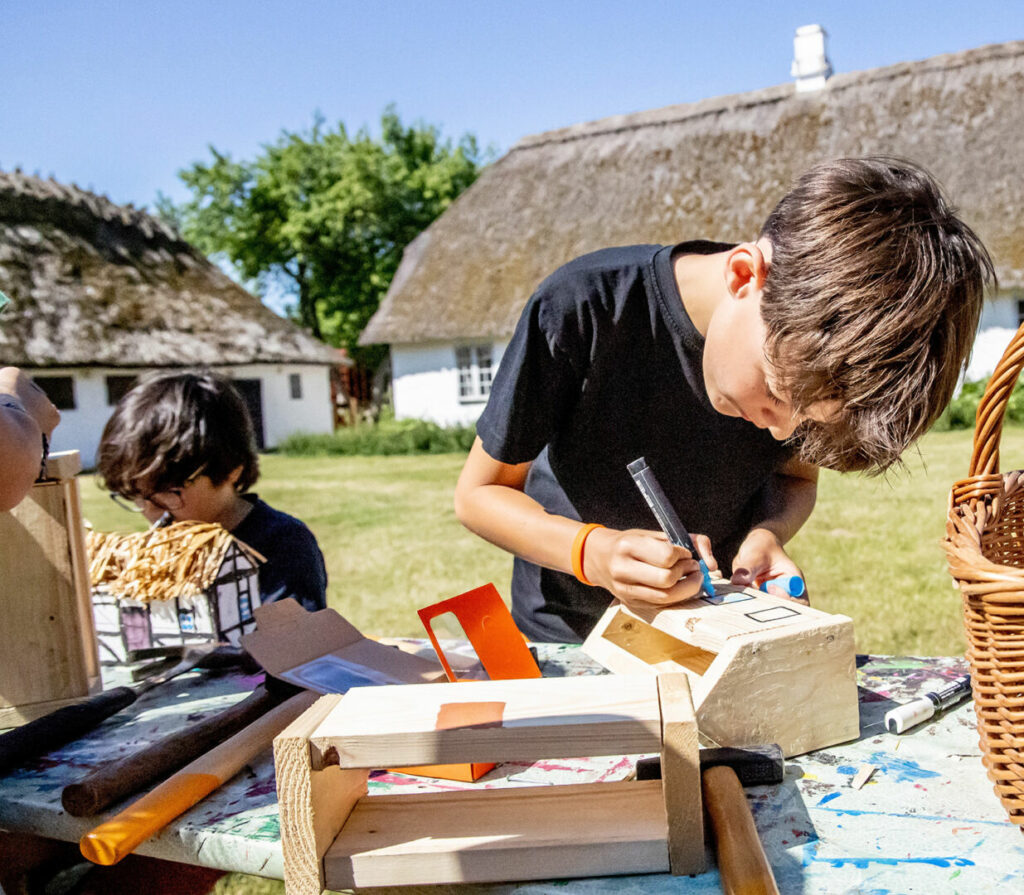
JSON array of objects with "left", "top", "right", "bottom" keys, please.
[{"left": 884, "top": 674, "right": 971, "bottom": 734}]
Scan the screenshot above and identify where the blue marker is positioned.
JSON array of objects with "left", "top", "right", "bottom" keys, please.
[
  {"left": 627, "top": 457, "right": 716, "bottom": 597},
  {"left": 759, "top": 575, "right": 806, "bottom": 599}
]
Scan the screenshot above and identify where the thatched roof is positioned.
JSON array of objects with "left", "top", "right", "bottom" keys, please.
[
  {"left": 0, "top": 171, "right": 338, "bottom": 367},
  {"left": 362, "top": 40, "right": 1024, "bottom": 346}
]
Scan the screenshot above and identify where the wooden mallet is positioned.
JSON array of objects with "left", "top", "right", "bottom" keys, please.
[{"left": 637, "top": 744, "right": 783, "bottom": 895}]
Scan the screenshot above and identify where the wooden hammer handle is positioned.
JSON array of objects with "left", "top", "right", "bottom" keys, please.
[
  {"left": 62, "top": 684, "right": 284, "bottom": 816},
  {"left": 80, "top": 690, "right": 317, "bottom": 866},
  {"left": 0, "top": 688, "right": 136, "bottom": 775},
  {"left": 702, "top": 764, "right": 780, "bottom": 895}
]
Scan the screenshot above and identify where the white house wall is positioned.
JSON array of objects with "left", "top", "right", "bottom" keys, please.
[
  {"left": 390, "top": 293, "right": 1024, "bottom": 425},
  {"left": 966, "top": 294, "right": 1021, "bottom": 382},
  {"left": 392, "top": 341, "right": 508, "bottom": 425},
  {"left": 37, "top": 364, "right": 332, "bottom": 468},
  {"left": 229, "top": 363, "right": 333, "bottom": 449}
]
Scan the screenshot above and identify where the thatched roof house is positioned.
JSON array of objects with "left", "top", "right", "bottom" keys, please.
[
  {"left": 0, "top": 171, "right": 339, "bottom": 460},
  {"left": 362, "top": 38, "right": 1024, "bottom": 425}
]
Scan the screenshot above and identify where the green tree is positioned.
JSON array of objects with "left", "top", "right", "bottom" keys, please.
[{"left": 157, "top": 108, "right": 484, "bottom": 365}]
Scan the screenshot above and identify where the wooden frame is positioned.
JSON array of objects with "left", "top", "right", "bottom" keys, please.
[
  {"left": 582, "top": 585, "right": 859, "bottom": 757},
  {"left": 274, "top": 673, "right": 703, "bottom": 893},
  {"left": 0, "top": 451, "right": 101, "bottom": 726}
]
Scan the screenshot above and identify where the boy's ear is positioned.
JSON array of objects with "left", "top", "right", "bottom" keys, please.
[
  {"left": 724, "top": 242, "right": 769, "bottom": 298},
  {"left": 227, "top": 464, "right": 244, "bottom": 488}
]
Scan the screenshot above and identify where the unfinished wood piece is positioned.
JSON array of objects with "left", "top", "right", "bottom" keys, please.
[
  {"left": 658, "top": 673, "right": 704, "bottom": 874},
  {"left": 274, "top": 694, "right": 369, "bottom": 895},
  {"left": 0, "top": 451, "right": 101, "bottom": 726},
  {"left": 278, "top": 673, "right": 702, "bottom": 892},
  {"left": 324, "top": 781, "right": 670, "bottom": 889},
  {"left": 582, "top": 585, "right": 859, "bottom": 757},
  {"left": 310, "top": 674, "right": 663, "bottom": 769}
]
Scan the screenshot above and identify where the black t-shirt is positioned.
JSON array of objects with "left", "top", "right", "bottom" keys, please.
[
  {"left": 477, "top": 241, "right": 794, "bottom": 643},
  {"left": 232, "top": 494, "right": 328, "bottom": 613}
]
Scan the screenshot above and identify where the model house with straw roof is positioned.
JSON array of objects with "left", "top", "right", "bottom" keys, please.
[
  {"left": 361, "top": 33, "right": 1024, "bottom": 426},
  {"left": 0, "top": 170, "right": 339, "bottom": 465}
]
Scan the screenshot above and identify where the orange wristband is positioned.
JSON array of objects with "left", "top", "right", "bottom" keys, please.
[{"left": 571, "top": 523, "right": 605, "bottom": 587}]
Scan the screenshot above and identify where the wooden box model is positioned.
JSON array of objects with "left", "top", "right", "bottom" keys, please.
[
  {"left": 274, "top": 673, "right": 704, "bottom": 894},
  {"left": 582, "top": 584, "right": 859, "bottom": 757},
  {"left": 0, "top": 451, "right": 101, "bottom": 726}
]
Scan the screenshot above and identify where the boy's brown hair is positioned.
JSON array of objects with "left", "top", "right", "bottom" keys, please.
[
  {"left": 760, "top": 157, "right": 995, "bottom": 473},
  {"left": 97, "top": 370, "right": 259, "bottom": 499}
]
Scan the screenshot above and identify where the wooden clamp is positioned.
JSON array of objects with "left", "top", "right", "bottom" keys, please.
[{"left": 274, "top": 673, "right": 704, "bottom": 894}]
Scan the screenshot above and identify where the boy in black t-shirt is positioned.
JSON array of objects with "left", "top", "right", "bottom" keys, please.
[
  {"left": 454, "top": 157, "right": 994, "bottom": 643},
  {"left": 97, "top": 370, "right": 327, "bottom": 614}
]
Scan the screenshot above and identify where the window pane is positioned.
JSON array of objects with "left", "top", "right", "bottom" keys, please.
[
  {"left": 34, "top": 375, "right": 76, "bottom": 410},
  {"left": 289, "top": 373, "right": 303, "bottom": 400},
  {"left": 105, "top": 375, "right": 138, "bottom": 405},
  {"left": 476, "top": 346, "right": 493, "bottom": 396}
]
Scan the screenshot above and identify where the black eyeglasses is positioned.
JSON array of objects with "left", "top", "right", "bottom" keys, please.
[{"left": 109, "top": 465, "right": 207, "bottom": 514}]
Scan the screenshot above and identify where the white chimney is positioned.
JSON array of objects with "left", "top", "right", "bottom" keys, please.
[{"left": 791, "top": 24, "right": 833, "bottom": 92}]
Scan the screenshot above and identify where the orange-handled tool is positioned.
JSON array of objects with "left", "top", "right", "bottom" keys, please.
[{"left": 80, "top": 690, "right": 316, "bottom": 865}]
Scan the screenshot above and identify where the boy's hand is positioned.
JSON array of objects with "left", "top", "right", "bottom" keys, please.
[
  {"left": 731, "top": 527, "right": 807, "bottom": 604},
  {"left": 583, "top": 527, "right": 719, "bottom": 612}
]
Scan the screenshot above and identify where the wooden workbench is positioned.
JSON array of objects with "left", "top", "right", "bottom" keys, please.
[{"left": 0, "top": 643, "right": 1020, "bottom": 894}]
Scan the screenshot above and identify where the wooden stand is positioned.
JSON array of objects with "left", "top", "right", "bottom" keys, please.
[
  {"left": 582, "top": 585, "right": 859, "bottom": 757},
  {"left": 0, "top": 452, "right": 101, "bottom": 727},
  {"left": 274, "top": 673, "right": 704, "bottom": 893}
]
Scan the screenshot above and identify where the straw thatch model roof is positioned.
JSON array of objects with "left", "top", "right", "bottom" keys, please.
[
  {"left": 0, "top": 171, "right": 337, "bottom": 367},
  {"left": 362, "top": 40, "right": 1024, "bottom": 347}
]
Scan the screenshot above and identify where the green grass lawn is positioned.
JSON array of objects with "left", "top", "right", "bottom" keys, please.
[{"left": 79, "top": 426, "right": 1024, "bottom": 657}]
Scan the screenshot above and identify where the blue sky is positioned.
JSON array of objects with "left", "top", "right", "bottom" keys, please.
[{"left": 2, "top": 1, "right": 1020, "bottom": 210}]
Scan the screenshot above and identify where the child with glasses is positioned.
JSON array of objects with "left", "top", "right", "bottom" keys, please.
[{"left": 97, "top": 370, "right": 327, "bottom": 613}]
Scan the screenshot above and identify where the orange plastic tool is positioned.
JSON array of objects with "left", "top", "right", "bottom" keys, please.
[
  {"left": 391, "top": 585, "right": 542, "bottom": 782},
  {"left": 418, "top": 583, "right": 542, "bottom": 683}
]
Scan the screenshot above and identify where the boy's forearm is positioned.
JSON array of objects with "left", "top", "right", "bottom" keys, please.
[{"left": 454, "top": 480, "right": 582, "bottom": 575}]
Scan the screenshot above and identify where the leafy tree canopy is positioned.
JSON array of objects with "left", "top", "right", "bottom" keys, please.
[{"left": 157, "top": 108, "right": 485, "bottom": 365}]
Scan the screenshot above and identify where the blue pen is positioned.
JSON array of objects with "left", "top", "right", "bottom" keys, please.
[{"left": 627, "top": 457, "right": 716, "bottom": 597}]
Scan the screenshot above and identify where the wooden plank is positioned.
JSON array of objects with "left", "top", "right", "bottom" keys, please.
[
  {"left": 324, "top": 781, "right": 670, "bottom": 888},
  {"left": 657, "top": 674, "right": 704, "bottom": 875},
  {"left": 311, "top": 675, "right": 662, "bottom": 768},
  {"left": 274, "top": 695, "right": 367, "bottom": 895},
  {"left": 697, "top": 623, "right": 859, "bottom": 757},
  {"left": 40, "top": 450, "right": 82, "bottom": 480},
  {"left": 62, "top": 476, "right": 101, "bottom": 692},
  {"left": 0, "top": 481, "right": 89, "bottom": 710},
  {"left": 582, "top": 597, "right": 860, "bottom": 757}
]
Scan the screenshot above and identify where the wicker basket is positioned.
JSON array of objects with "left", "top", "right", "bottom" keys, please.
[{"left": 945, "top": 324, "right": 1024, "bottom": 828}]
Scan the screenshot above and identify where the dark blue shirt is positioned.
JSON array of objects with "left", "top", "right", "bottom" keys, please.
[{"left": 232, "top": 494, "right": 327, "bottom": 613}]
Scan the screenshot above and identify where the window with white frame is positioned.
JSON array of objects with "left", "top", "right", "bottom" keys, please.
[{"left": 455, "top": 344, "right": 493, "bottom": 402}]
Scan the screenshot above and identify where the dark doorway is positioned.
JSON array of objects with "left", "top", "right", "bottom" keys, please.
[{"left": 233, "top": 379, "right": 265, "bottom": 450}]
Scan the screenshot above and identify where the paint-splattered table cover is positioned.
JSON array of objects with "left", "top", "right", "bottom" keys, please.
[{"left": 0, "top": 644, "right": 1018, "bottom": 894}]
